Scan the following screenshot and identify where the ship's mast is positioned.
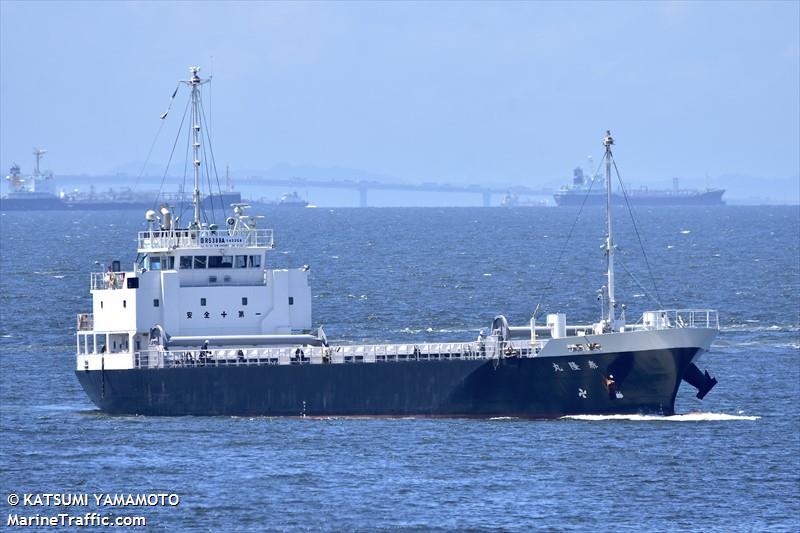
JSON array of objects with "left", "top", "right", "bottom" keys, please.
[
  {"left": 603, "top": 130, "right": 616, "bottom": 327},
  {"left": 182, "top": 67, "right": 210, "bottom": 228}
]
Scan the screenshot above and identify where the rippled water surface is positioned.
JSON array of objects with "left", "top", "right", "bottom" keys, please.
[{"left": 1, "top": 206, "right": 798, "bottom": 531}]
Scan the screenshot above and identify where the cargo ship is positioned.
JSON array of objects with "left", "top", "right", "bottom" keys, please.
[
  {"left": 554, "top": 167, "right": 725, "bottom": 206},
  {"left": 1, "top": 149, "right": 63, "bottom": 210},
  {"left": 277, "top": 191, "right": 309, "bottom": 207},
  {"left": 2, "top": 155, "right": 242, "bottom": 212},
  {"left": 74, "top": 68, "right": 719, "bottom": 417}
]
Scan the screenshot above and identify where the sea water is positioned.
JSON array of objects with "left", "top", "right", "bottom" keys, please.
[{"left": 1, "top": 206, "right": 798, "bottom": 531}]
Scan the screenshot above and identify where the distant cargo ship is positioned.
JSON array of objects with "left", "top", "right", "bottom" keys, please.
[
  {"left": 554, "top": 167, "right": 725, "bottom": 206},
  {"left": 500, "top": 191, "right": 547, "bottom": 207},
  {"left": 1, "top": 149, "right": 63, "bottom": 210},
  {"left": 277, "top": 191, "right": 309, "bottom": 207},
  {"left": 2, "top": 153, "right": 242, "bottom": 212},
  {"left": 2, "top": 184, "right": 241, "bottom": 212},
  {"left": 249, "top": 191, "right": 310, "bottom": 208},
  {"left": 2, "top": 156, "right": 313, "bottom": 213}
]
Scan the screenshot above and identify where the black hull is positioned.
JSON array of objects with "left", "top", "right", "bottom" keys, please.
[
  {"left": 554, "top": 189, "right": 725, "bottom": 207},
  {"left": 76, "top": 347, "right": 700, "bottom": 417},
  {"left": 0, "top": 197, "right": 65, "bottom": 210},
  {"left": 0, "top": 193, "right": 241, "bottom": 211}
]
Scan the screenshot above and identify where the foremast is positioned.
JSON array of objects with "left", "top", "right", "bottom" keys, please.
[
  {"left": 603, "top": 130, "right": 618, "bottom": 330},
  {"left": 182, "top": 67, "right": 211, "bottom": 229}
]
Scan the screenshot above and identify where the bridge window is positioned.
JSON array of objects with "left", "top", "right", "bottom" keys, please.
[
  {"left": 242, "top": 297, "right": 248, "bottom": 306},
  {"left": 200, "top": 298, "right": 207, "bottom": 306},
  {"left": 209, "top": 255, "right": 234, "bottom": 268},
  {"left": 153, "top": 299, "right": 159, "bottom": 307},
  {"left": 288, "top": 297, "right": 294, "bottom": 305},
  {"left": 179, "top": 254, "right": 260, "bottom": 269},
  {"left": 164, "top": 256, "right": 175, "bottom": 270},
  {"left": 149, "top": 256, "right": 161, "bottom": 270}
]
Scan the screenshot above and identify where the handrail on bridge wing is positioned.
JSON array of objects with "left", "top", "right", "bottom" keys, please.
[{"left": 640, "top": 309, "right": 719, "bottom": 330}]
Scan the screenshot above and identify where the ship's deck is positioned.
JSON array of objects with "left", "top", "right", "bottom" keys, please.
[
  {"left": 77, "top": 309, "right": 718, "bottom": 372},
  {"left": 134, "top": 340, "right": 535, "bottom": 369}
]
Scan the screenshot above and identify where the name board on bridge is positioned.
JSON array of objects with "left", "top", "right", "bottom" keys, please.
[{"left": 198, "top": 235, "right": 245, "bottom": 247}]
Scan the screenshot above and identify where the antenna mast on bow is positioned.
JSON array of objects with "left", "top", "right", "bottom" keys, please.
[{"left": 603, "top": 130, "right": 617, "bottom": 327}]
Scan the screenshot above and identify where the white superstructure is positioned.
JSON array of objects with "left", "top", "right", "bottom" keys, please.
[
  {"left": 76, "top": 67, "right": 313, "bottom": 372},
  {"left": 4, "top": 148, "right": 56, "bottom": 197},
  {"left": 76, "top": 203, "right": 313, "bottom": 371}
]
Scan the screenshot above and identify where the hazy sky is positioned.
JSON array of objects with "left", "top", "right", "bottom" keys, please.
[{"left": 1, "top": 1, "right": 798, "bottom": 188}]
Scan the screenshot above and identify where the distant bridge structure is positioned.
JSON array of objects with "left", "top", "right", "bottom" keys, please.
[{"left": 238, "top": 176, "right": 552, "bottom": 207}]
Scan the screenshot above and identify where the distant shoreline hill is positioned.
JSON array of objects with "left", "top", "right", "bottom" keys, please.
[{"left": 710, "top": 173, "right": 800, "bottom": 205}]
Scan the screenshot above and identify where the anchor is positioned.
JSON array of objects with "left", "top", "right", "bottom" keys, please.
[{"left": 682, "top": 363, "right": 718, "bottom": 400}]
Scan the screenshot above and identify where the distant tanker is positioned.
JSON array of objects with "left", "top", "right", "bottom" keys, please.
[{"left": 554, "top": 167, "right": 725, "bottom": 207}]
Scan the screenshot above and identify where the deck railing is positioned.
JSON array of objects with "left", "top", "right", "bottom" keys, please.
[
  {"left": 133, "top": 339, "right": 545, "bottom": 369},
  {"left": 91, "top": 270, "right": 268, "bottom": 290},
  {"left": 639, "top": 309, "right": 719, "bottom": 330},
  {"left": 114, "top": 310, "right": 720, "bottom": 371},
  {"left": 91, "top": 272, "right": 126, "bottom": 290},
  {"left": 137, "top": 228, "right": 273, "bottom": 251},
  {"left": 76, "top": 313, "right": 94, "bottom": 331}
]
